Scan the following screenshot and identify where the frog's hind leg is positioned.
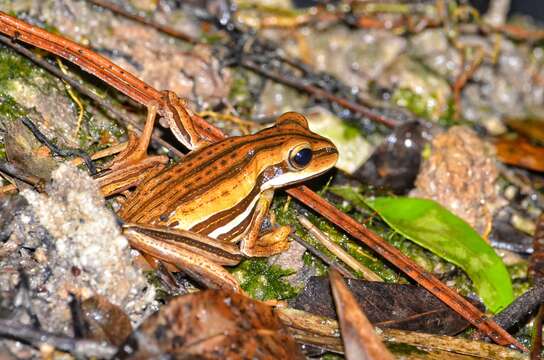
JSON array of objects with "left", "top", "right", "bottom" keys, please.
[
  {"left": 110, "top": 102, "right": 160, "bottom": 167},
  {"left": 123, "top": 223, "right": 243, "bottom": 292},
  {"left": 240, "top": 189, "right": 291, "bottom": 257},
  {"left": 96, "top": 103, "right": 168, "bottom": 197}
]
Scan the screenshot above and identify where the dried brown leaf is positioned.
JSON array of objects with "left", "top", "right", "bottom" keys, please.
[
  {"left": 81, "top": 295, "right": 133, "bottom": 347},
  {"left": 506, "top": 118, "right": 544, "bottom": 143},
  {"left": 117, "top": 290, "right": 304, "bottom": 359},
  {"left": 290, "top": 276, "right": 478, "bottom": 335},
  {"left": 496, "top": 137, "right": 544, "bottom": 172}
]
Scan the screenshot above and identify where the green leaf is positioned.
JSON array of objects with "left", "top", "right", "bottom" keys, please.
[{"left": 330, "top": 187, "right": 513, "bottom": 313}]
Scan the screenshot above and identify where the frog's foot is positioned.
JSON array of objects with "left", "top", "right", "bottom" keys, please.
[
  {"left": 110, "top": 102, "right": 160, "bottom": 169},
  {"left": 96, "top": 103, "right": 168, "bottom": 197},
  {"left": 241, "top": 225, "right": 291, "bottom": 257},
  {"left": 238, "top": 189, "right": 291, "bottom": 257},
  {"left": 159, "top": 90, "right": 213, "bottom": 150}
]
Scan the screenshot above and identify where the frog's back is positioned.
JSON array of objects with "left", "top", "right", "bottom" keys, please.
[{"left": 119, "top": 135, "right": 260, "bottom": 230}]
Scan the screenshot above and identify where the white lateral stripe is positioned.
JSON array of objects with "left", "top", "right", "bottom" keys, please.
[{"left": 208, "top": 195, "right": 260, "bottom": 239}]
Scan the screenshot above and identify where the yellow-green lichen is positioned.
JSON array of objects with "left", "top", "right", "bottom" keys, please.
[
  {"left": 0, "top": 46, "right": 40, "bottom": 89},
  {"left": 0, "top": 141, "right": 5, "bottom": 160},
  {"left": 393, "top": 87, "right": 439, "bottom": 120},
  {"left": 0, "top": 93, "right": 28, "bottom": 121}
]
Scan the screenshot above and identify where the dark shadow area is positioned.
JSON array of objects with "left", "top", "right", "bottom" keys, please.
[{"left": 471, "top": 0, "right": 544, "bottom": 22}]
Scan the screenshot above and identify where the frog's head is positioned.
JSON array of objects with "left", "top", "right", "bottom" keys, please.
[{"left": 257, "top": 112, "right": 338, "bottom": 189}]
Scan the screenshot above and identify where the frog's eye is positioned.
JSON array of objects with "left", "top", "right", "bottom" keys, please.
[{"left": 288, "top": 145, "right": 313, "bottom": 170}]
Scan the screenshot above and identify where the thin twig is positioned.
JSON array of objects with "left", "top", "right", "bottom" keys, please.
[
  {"left": 85, "top": 0, "right": 198, "bottom": 44},
  {"left": 493, "top": 283, "right": 544, "bottom": 330},
  {"left": 0, "top": 183, "right": 17, "bottom": 194},
  {"left": 277, "top": 308, "right": 528, "bottom": 359},
  {"left": 287, "top": 185, "right": 526, "bottom": 351},
  {"left": 240, "top": 60, "right": 399, "bottom": 128},
  {"left": 56, "top": 57, "right": 86, "bottom": 138},
  {"left": 291, "top": 234, "right": 355, "bottom": 279},
  {"left": 0, "top": 161, "right": 44, "bottom": 190},
  {"left": 81, "top": 1, "right": 399, "bottom": 128},
  {"left": 299, "top": 215, "right": 382, "bottom": 282},
  {"left": 453, "top": 47, "right": 484, "bottom": 120},
  {"left": 16, "top": 270, "right": 42, "bottom": 329},
  {"left": 0, "top": 143, "right": 127, "bottom": 195},
  {"left": 492, "top": 23, "right": 544, "bottom": 41},
  {"left": 0, "top": 34, "right": 184, "bottom": 159},
  {"left": 0, "top": 319, "right": 117, "bottom": 358},
  {"left": 68, "top": 293, "right": 88, "bottom": 339},
  {"left": 483, "top": 0, "right": 511, "bottom": 26},
  {"left": 530, "top": 214, "right": 544, "bottom": 281},
  {"left": 21, "top": 117, "right": 97, "bottom": 175},
  {"left": 197, "top": 110, "right": 258, "bottom": 135},
  {"left": 381, "top": 328, "right": 528, "bottom": 359}
]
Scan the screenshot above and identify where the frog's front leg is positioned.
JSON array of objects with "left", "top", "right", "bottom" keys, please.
[{"left": 240, "top": 189, "right": 291, "bottom": 257}]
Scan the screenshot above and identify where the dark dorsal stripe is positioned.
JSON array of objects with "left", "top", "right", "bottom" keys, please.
[
  {"left": 127, "top": 226, "right": 242, "bottom": 262},
  {"left": 217, "top": 207, "right": 256, "bottom": 242},
  {"left": 124, "top": 139, "right": 282, "bottom": 222},
  {"left": 122, "top": 127, "right": 315, "bottom": 222},
  {"left": 189, "top": 170, "right": 269, "bottom": 234}
]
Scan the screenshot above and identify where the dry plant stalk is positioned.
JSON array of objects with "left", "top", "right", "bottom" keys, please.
[
  {"left": 298, "top": 215, "right": 382, "bottom": 281},
  {"left": 329, "top": 268, "right": 394, "bottom": 360}
]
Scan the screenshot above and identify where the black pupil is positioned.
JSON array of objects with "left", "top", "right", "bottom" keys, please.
[{"left": 293, "top": 148, "right": 312, "bottom": 167}]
